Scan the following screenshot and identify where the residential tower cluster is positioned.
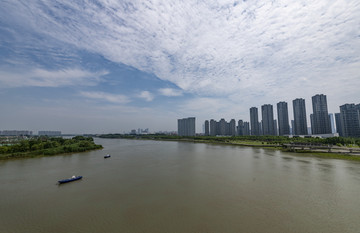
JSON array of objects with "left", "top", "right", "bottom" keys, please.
[{"left": 178, "top": 94, "right": 360, "bottom": 138}]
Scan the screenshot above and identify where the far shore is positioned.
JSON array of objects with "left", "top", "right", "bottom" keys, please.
[{"left": 99, "top": 134, "right": 360, "bottom": 161}]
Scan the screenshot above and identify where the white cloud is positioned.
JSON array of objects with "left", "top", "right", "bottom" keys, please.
[
  {"left": 158, "top": 88, "right": 183, "bottom": 97},
  {"left": 1, "top": 0, "right": 359, "bottom": 107},
  {"left": 79, "top": 91, "right": 130, "bottom": 104},
  {"left": 138, "top": 91, "right": 154, "bottom": 102},
  {"left": 0, "top": 68, "right": 107, "bottom": 88}
]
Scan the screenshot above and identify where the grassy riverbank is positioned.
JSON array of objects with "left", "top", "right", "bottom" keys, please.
[
  {"left": 99, "top": 134, "right": 360, "bottom": 161},
  {"left": 0, "top": 136, "right": 103, "bottom": 160}
]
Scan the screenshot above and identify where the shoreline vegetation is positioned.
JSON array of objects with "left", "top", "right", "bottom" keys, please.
[
  {"left": 99, "top": 134, "right": 360, "bottom": 161},
  {"left": 0, "top": 136, "right": 103, "bottom": 160}
]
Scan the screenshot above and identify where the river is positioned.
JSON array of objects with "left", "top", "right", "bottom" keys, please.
[{"left": 1, "top": 138, "right": 360, "bottom": 233}]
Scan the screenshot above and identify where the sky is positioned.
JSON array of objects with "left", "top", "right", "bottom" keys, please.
[{"left": 0, "top": 0, "right": 359, "bottom": 134}]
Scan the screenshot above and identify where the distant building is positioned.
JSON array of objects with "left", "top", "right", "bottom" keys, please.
[
  {"left": 335, "top": 113, "right": 344, "bottom": 137},
  {"left": 0, "top": 130, "right": 33, "bottom": 136},
  {"left": 38, "top": 131, "right": 61, "bottom": 136},
  {"left": 208, "top": 118, "right": 235, "bottom": 136},
  {"left": 243, "top": 122, "right": 250, "bottom": 135},
  {"left": 204, "top": 120, "right": 209, "bottom": 136},
  {"left": 339, "top": 104, "right": 360, "bottom": 138},
  {"left": 219, "top": 118, "right": 227, "bottom": 135},
  {"left": 250, "top": 107, "right": 260, "bottom": 136},
  {"left": 178, "top": 117, "right": 196, "bottom": 136},
  {"left": 312, "top": 94, "right": 332, "bottom": 134},
  {"left": 277, "top": 101, "right": 290, "bottom": 136},
  {"left": 136, "top": 128, "right": 149, "bottom": 134},
  {"left": 130, "top": 129, "right": 137, "bottom": 135},
  {"left": 210, "top": 119, "right": 216, "bottom": 136},
  {"left": 229, "top": 119, "right": 236, "bottom": 136},
  {"left": 261, "top": 104, "right": 275, "bottom": 135},
  {"left": 293, "top": 98, "right": 308, "bottom": 135},
  {"left": 237, "top": 120, "right": 244, "bottom": 136},
  {"left": 273, "top": 119, "right": 278, "bottom": 136}
]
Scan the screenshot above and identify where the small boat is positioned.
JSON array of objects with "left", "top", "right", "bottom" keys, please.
[
  {"left": 58, "top": 175, "right": 82, "bottom": 184},
  {"left": 104, "top": 154, "right": 111, "bottom": 158}
]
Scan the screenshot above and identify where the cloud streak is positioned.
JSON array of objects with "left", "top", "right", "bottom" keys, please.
[
  {"left": 2, "top": 0, "right": 359, "bottom": 98},
  {"left": 0, "top": 68, "right": 107, "bottom": 88},
  {"left": 158, "top": 88, "right": 183, "bottom": 97},
  {"left": 79, "top": 91, "right": 130, "bottom": 104}
]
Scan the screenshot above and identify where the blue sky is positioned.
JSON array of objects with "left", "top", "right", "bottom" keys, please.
[{"left": 0, "top": 0, "right": 359, "bottom": 134}]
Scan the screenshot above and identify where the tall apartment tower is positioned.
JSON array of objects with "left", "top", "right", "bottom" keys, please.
[
  {"left": 293, "top": 98, "right": 308, "bottom": 135},
  {"left": 312, "top": 94, "right": 332, "bottom": 134},
  {"left": 229, "top": 119, "right": 236, "bottom": 136},
  {"left": 238, "top": 120, "right": 244, "bottom": 136},
  {"left": 177, "top": 117, "right": 195, "bottom": 136},
  {"left": 204, "top": 120, "right": 209, "bottom": 136},
  {"left": 339, "top": 104, "right": 360, "bottom": 137},
  {"left": 243, "top": 122, "right": 250, "bottom": 135},
  {"left": 219, "top": 119, "right": 227, "bottom": 135},
  {"left": 250, "top": 107, "right": 260, "bottom": 136},
  {"left": 261, "top": 104, "right": 275, "bottom": 135},
  {"left": 334, "top": 113, "right": 344, "bottom": 137},
  {"left": 277, "top": 101, "right": 290, "bottom": 136},
  {"left": 210, "top": 119, "right": 216, "bottom": 136}
]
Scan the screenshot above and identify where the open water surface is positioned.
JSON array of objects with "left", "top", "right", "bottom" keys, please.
[{"left": 1, "top": 138, "right": 360, "bottom": 233}]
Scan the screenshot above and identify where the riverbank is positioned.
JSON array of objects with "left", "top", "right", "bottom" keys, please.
[
  {"left": 0, "top": 136, "right": 103, "bottom": 160},
  {"left": 99, "top": 134, "right": 360, "bottom": 161}
]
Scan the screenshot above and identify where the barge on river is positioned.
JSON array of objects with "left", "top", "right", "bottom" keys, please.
[{"left": 58, "top": 175, "right": 82, "bottom": 184}]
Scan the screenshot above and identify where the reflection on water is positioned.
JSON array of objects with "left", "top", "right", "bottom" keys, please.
[
  {"left": 297, "top": 159, "right": 311, "bottom": 164},
  {"left": 1, "top": 138, "right": 360, "bottom": 233}
]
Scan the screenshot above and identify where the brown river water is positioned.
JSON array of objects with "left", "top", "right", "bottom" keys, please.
[{"left": 1, "top": 138, "right": 360, "bottom": 233}]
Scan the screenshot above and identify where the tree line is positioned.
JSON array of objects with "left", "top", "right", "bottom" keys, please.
[{"left": 0, "top": 136, "right": 103, "bottom": 159}]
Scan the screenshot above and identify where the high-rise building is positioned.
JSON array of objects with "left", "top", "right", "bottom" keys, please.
[
  {"left": 335, "top": 113, "right": 344, "bottom": 137},
  {"left": 312, "top": 94, "right": 331, "bottom": 134},
  {"left": 243, "top": 122, "right": 250, "bottom": 135},
  {"left": 339, "top": 104, "right": 360, "bottom": 138},
  {"left": 204, "top": 120, "right": 209, "bottom": 136},
  {"left": 237, "top": 120, "right": 244, "bottom": 136},
  {"left": 293, "top": 98, "right": 308, "bottom": 135},
  {"left": 261, "top": 104, "right": 275, "bottom": 135},
  {"left": 229, "top": 119, "right": 236, "bottom": 136},
  {"left": 210, "top": 119, "right": 216, "bottom": 136},
  {"left": 208, "top": 119, "right": 236, "bottom": 136},
  {"left": 250, "top": 107, "right": 260, "bottom": 136},
  {"left": 277, "top": 101, "right": 290, "bottom": 136},
  {"left": 177, "top": 117, "right": 195, "bottom": 136},
  {"left": 219, "top": 118, "right": 227, "bottom": 135}
]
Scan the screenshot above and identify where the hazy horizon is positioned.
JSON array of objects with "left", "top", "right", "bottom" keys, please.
[{"left": 1, "top": 1, "right": 359, "bottom": 134}]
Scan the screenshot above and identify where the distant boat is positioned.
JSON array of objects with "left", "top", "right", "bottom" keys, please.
[
  {"left": 58, "top": 175, "right": 82, "bottom": 184},
  {"left": 104, "top": 154, "right": 111, "bottom": 158}
]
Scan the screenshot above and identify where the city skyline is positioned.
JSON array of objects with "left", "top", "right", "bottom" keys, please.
[
  {"left": 1, "top": 1, "right": 359, "bottom": 134},
  {"left": 202, "top": 94, "right": 359, "bottom": 137}
]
